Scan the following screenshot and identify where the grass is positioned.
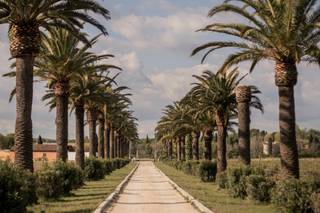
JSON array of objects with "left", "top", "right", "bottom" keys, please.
[
  {"left": 156, "top": 158, "right": 320, "bottom": 213},
  {"left": 156, "top": 161, "right": 278, "bottom": 213},
  {"left": 28, "top": 162, "right": 136, "bottom": 213}
]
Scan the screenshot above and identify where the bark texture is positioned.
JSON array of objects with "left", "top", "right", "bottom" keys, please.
[
  {"left": 191, "top": 131, "right": 200, "bottom": 160},
  {"left": 216, "top": 114, "right": 227, "bottom": 173},
  {"left": 180, "top": 136, "right": 186, "bottom": 161},
  {"left": 75, "top": 104, "right": 85, "bottom": 169},
  {"left": 104, "top": 122, "right": 110, "bottom": 159},
  {"left": 176, "top": 138, "right": 181, "bottom": 160},
  {"left": 55, "top": 82, "right": 69, "bottom": 161},
  {"left": 14, "top": 56, "right": 34, "bottom": 171},
  {"left": 203, "top": 128, "right": 213, "bottom": 160},
  {"left": 276, "top": 62, "right": 299, "bottom": 178},
  {"left": 168, "top": 140, "right": 173, "bottom": 160},
  {"left": 110, "top": 126, "right": 114, "bottom": 158},
  {"left": 98, "top": 118, "right": 105, "bottom": 158},
  {"left": 87, "top": 109, "right": 97, "bottom": 157},
  {"left": 236, "top": 86, "right": 251, "bottom": 165}
]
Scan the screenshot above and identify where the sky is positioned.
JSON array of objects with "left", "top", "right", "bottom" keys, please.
[{"left": 0, "top": 0, "right": 319, "bottom": 139}]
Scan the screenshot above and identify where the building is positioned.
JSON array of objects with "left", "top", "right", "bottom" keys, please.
[{"left": 0, "top": 143, "right": 88, "bottom": 162}]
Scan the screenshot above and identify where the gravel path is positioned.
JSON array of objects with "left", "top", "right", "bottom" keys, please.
[{"left": 107, "top": 161, "right": 199, "bottom": 213}]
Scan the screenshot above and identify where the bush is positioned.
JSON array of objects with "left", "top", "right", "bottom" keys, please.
[
  {"left": 199, "top": 160, "right": 216, "bottom": 182},
  {"left": 52, "top": 161, "right": 84, "bottom": 194},
  {"left": 311, "top": 192, "right": 320, "bottom": 213},
  {"left": 84, "top": 158, "right": 106, "bottom": 180},
  {"left": 0, "top": 160, "right": 37, "bottom": 212},
  {"left": 271, "top": 179, "right": 313, "bottom": 213},
  {"left": 36, "top": 163, "right": 64, "bottom": 199},
  {"left": 216, "top": 171, "right": 228, "bottom": 189},
  {"left": 227, "top": 166, "right": 264, "bottom": 199},
  {"left": 246, "top": 175, "right": 275, "bottom": 202}
]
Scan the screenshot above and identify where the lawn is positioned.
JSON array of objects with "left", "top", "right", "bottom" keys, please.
[
  {"left": 156, "top": 158, "right": 320, "bottom": 213},
  {"left": 28, "top": 162, "right": 136, "bottom": 213},
  {"left": 156, "top": 162, "right": 278, "bottom": 213}
]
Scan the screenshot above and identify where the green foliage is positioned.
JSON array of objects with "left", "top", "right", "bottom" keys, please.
[
  {"left": 0, "top": 160, "right": 37, "bottom": 212},
  {"left": 85, "top": 158, "right": 130, "bottom": 181},
  {"left": 84, "top": 158, "right": 106, "bottom": 180},
  {"left": 227, "top": 166, "right": 264, "bottom": 199},
  {"left": 52, "top": 161, "right": 84, "bottom": 194},
  {"left": 36, "top": 164, "right": 63, "bottom": 199},
  {"left": 199, "top": 160, "right": 217, "bottom": 182},
  {"left": 311, "top": 192, "right": 320, "bottom": 213},
  {"left": 0, "top": 133, "right": 15, "bottom": 150},
  {"left": 246, "top": 175, "right": 275, "bottom": 202},
  {"left": 216, "top": 171, "right": 228, "bottom": 189},
  {"left": 271, "top": 179, "right": 314, "bottom": 213}
]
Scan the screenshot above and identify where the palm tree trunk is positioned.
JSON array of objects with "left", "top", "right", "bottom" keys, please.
[
  {"left": 192, "top": 131, "right": 200, "bottom": 160},
  {"left": 75, "top": 104, "right": 85, "bottom": 169},
  {"left": 204, "top": 128, "right": 213, "bottom": 160},
  {"left": 176, "top": 138, "right": 181, "bottom": 160},
  {"left": 87, "top": 109, "right": 97, "bottom": 157},
  {"left": 97, "top": 118, "right": 105, "bottom": 158},
  {"left": 168, "top": 140, "right": 173, "bottom": 160},
  {"left": 276, "top": 62, "right": 299, "bottom": 178},
  {"left": 55, "top": 83, "right": 69, "bottom": 162},
  {"left": 216, "top": 113, "right": 227, "bottom": 173},
  {"left": 236, "top": 86, "right": 251, "bottom": 165},
  {"left": 104, "top": 122, "right": 110, "bottom": 159},
  {"left": 14, "top": 56, "right": 34, "bottom": 171},
  {"left": 180, "top": 136, "right": 186, "bottom": 161},
  {"left": 117, "top": 133, "right": 121, "bottom": 158},
  {"left": 114, "top": 132, "right": 118, "bottom": 158},
  {"left": 110, "top": 125, "right": 114, "bottom": 158}
]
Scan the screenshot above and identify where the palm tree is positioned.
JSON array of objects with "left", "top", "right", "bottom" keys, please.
[
  {"left": 236, "top": 85, "right": 263, "bottom": 165},
  {"left": 0, "top": 0, "right": 110, "bottom": 171},
  {"left": 37, "top": 29, "right": 114, "bottom": 161},
  {"left": 192, "top": 0, "right": 320, "bottom": 178},
  {"left": 191, "top": 69, "right": 262, "bottom": 173},
  {"left": 69, "top": 72, "right": 111, "bottom": 167}
]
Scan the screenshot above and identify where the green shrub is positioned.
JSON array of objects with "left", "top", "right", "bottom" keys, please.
[
  {"left": 199, "top": 160, "right": 216, "bottom": 182},
  {"left": 246, "top": 175, "right": 275, "bottom": 202},
  {"left": 311, "top": 192, "right": 320, "bottom": 213},
  {"left": 0, "top": 160, "right": 37, "bottom": 212},
  {"left": 216, "top": 171, "right": 228, "bottom": 189},
  {"left": 84, "top": 158, "right": 106, "bottom": 180},
  {"left": 227, "top": 166, "right": 264, "bottom": 199},
  {"left": 271, "top": 179, "right": 313, "bottom": 213},
  {"left": 52, "top": 161, "right": 84, "bottom": 194},
  {"left": 36, "top": 163, "right": 64, "bottom": 199},
  {"left": 182, "top": 161, "right": 193, "bottom": 175}
]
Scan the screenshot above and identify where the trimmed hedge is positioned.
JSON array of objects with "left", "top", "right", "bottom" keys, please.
[
  {"left": 85, "top": 158, "right": 130, "bottom": 180},
  {"left": 36, "top": 161, "right": 84, "bottom": 199},
  {"left": 162, "top": 160, "right": 216, "bottom": 182},
  {"left": 0, "top": 160, "right": 37, "bottom": 212}
]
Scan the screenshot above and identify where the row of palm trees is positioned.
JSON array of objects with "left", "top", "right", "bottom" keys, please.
[
  {"left": 157, "top": 0, "right": 320, "bottom": 179},
  {"left": 155, "top": 69, "right": 263, "bottom": 174},
  {"left": 0, "top": 1, "right": 138, "bottom": 171}
]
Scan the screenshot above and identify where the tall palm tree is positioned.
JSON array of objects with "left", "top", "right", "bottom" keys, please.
[
  {"left": 236, "top": 85, "right": 263, "bottom": 165},
  {"left": 0, "top": 0, "right": 110, "bottom": 171},
  {"left": 69, "top": 71, "right": 114, "bottom": 167},
  {"left": 192, "top": 0, "right": 320, "bottom": 178},
  {"left": 37, "top": 29, "right": 113, "bottom": 161},
  {"left": 191, "top": 69, "right": 262, "bottom": 173}
]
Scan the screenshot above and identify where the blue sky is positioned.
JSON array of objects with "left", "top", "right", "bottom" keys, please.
[{"left": 0, "top": 0, "right": 319, "bottom": 139}]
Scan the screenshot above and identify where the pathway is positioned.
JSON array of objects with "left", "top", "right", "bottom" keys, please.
[{"left": 107, "top": 161, "right": 199, "bottom": 213}]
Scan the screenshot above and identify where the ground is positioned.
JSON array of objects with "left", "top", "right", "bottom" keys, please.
[
  {"left": 28, "top": 163, "right": 136, "bottom": 213},
  {"left": 107, "top": 161, "right": 198, "bottom": 213}
]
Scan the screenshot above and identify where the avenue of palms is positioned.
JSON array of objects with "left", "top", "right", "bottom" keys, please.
[{"left": 0, "top": 1, "right": 319, "bottom": 212}]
